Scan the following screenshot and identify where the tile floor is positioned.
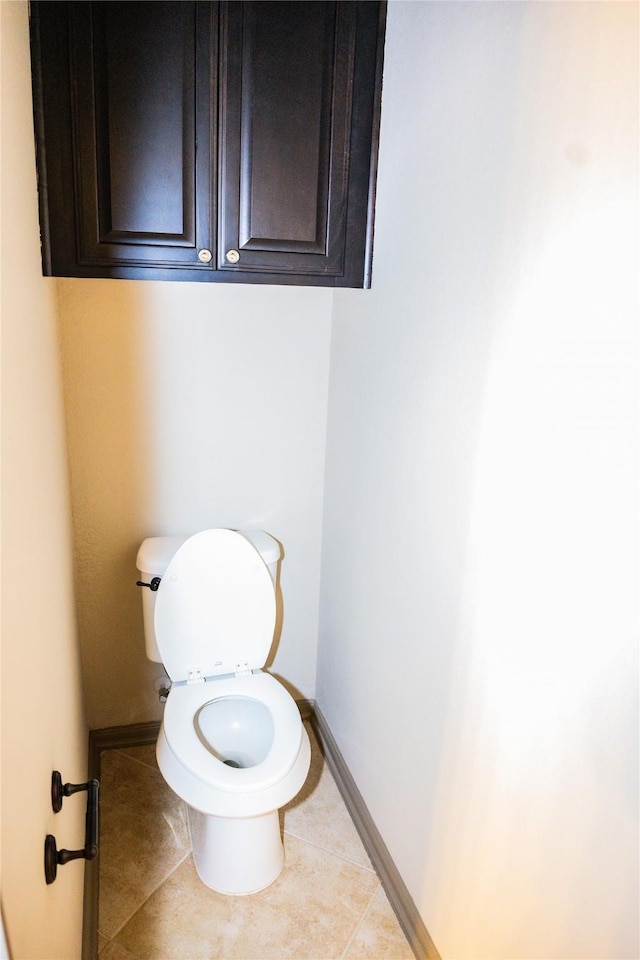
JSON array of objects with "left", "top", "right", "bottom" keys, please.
[{"left": 97, "top": 722, "right": 415, "bottom": 960}]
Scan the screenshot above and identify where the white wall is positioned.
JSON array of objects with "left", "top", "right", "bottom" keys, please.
[
  {"left": 1, "top": 4, "right": 88, "bottom": 957},
  {"left": 318, "top": 3, "right": 639, "bottom": 958},
  {"left": 57, "top": 279, "right": 332, "bottom": 728}
]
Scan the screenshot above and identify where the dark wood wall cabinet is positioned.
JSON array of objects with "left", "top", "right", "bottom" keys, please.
[{"left": 29, "top": 1, "right": 386, "bottom": 288}]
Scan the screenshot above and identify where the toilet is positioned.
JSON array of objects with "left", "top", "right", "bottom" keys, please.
[{"left": 135, "top": 528, "right": 311, "bottom": 895}]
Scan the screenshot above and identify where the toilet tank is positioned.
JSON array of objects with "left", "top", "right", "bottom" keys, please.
[{"left": 136, "top": 529, "right": 282, "bottom": 663}]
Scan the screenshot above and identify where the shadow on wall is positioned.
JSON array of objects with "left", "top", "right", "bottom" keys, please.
[
  {"left": 56, "top": 278, "right": 332, "bottom": 730},
  {"left": 57, "top": 279, "right": 158, "bottom": 727}
]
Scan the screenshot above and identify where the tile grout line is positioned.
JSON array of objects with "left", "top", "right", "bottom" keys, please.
[
  {"left": 113, "top": 747, "right": 159, "bottom": 773},
  {"left": 99, "top": 848, "right": 192, "bottom": 944},
  {"left": 338, "top": 882, "right": 381, "bottom": 960},
  {"left": 282, "top": 826, "right": 377, "bottom": 876},
  {"left": 97, "top": 932, "right": 138, "bottom": 959},
  {"left": 100, "top": 748, "right": 193, "bottom": 942}
]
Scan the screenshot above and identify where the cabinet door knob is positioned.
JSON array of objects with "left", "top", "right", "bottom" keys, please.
[
  {"left": 225, "top": 249, "right": 240, "bottom": 264},
  {"left": 197, "top": 248, "right": 212, "bottom": 263}
]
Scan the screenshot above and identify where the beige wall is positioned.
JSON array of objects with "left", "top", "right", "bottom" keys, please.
[
  {"left": 1, "top": 3, "right": 88, "bottom": 957},
  {"left": 57, "top": 279, "right": 332, "bottom": 728},
  {"left": 319, "top": 2, "right": 639, "bottom": 958}
]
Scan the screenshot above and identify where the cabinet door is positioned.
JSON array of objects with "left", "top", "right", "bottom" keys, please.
[
  {"left": 218, "top": 1, "right": 362, "bottom": 282},
  {"left": 31, "top": 0, "right": 385, "bottom": 286},
  {"left": 71, "top": 1, "right": 214, "bottom": 271}
]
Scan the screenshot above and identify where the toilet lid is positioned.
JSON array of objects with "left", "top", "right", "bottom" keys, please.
[{"left": 154, "top": 529, "right": 277, "bottom": 682}]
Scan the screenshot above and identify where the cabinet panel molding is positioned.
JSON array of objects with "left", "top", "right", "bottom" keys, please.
[
  {"left": 30, "top": 1, "right": 386, "bottom": 288},
  {"left": 72, "top": 1, "right": 214, "bottom": 267},
  {"left": 218, "top": 0, "right": 351, "bottom": 277}
]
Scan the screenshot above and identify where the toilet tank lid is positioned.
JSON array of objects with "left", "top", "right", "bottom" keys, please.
[
  {"left": 136, "top": 530, "right": 281, "bottom": 575},
  {"left": 136, "top": 536, "right": 188, "bottom": 575}
]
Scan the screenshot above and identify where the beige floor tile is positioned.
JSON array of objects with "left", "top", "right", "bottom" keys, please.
[
  {"left": 114, "top": 835, "right": 379, "bottom": 960},
  {"left": 283, "top": 725, "right": 373, "bottom": 871},
  {"left": 344, "top": 887, "right": 415, "bottom": 960},
  {"left": 98, "top": 750, "right": 191, "bottom": 939},
  {"left": 98, "top": 725, "right": 415, "bottom": 960}
]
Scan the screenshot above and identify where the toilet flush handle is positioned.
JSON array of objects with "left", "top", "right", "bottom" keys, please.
[{"left": 136, "top": 577, "right": 162, "bottom": 592}]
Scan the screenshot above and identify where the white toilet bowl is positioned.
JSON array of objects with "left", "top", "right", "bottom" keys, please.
[{"left": 136, "top": 528, "right": 311, "bottom": 895}]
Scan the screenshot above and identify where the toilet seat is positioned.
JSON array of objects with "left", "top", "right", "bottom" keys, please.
[
  {"left": 154, "top": 528, "right": 276, "bottom": 681},
  {"left": 163, "top": 671, "right": 303, "bottom": 793}
]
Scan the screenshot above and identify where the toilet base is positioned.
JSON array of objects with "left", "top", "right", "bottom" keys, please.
[{"left": 188, "top": 806, "right": 284, "bottom": 895}]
